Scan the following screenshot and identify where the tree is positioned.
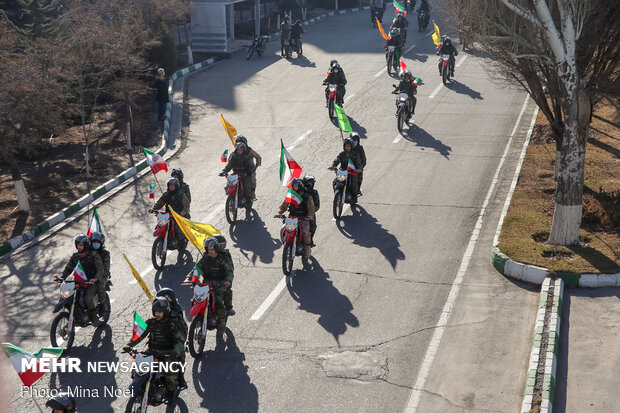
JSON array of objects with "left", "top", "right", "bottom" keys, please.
[
  {"left": 2, "top": 0, "right": 69, "bottom": 38},
  {"left": 448, "top": 0, "right": 620, "bottom": 245}
]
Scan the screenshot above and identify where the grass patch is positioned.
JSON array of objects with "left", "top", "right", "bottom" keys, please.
[{"left": 498, "top": 97, "right": 620, "bottom": 275}]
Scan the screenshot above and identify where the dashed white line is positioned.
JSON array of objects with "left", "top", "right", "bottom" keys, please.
[
  {"left": 250, "top": 277, "right": 286, "bottom": 320},
  {"left": 374, "top": 67, "right": 387, "bottom": 77},
  {"left": 425, "top": 30, "right": 435, "bottom": 37},
  {"left": 428, "top": 82, "right": 443, "bottom": 99},
  {"left": 343, "top": 94, "right": 356, "bottom": 104},
  {"left": 456, "top": 55, "right": 468, "bottom": 67},
  {"left": 404, "top": 44, "right": 417, "bottom": 54},
  {"left": 404, "top": 94, "right": 531, "bottom": 413},
  {"left": 288, "top": 130, "right": 312, "bottom": 151}
]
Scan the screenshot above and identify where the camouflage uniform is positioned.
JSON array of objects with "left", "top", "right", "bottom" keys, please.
[
  {"left": 351, "top": 144, "right": 367, "bottom": 192},
  {"left": 222, "top": 150, "right": 256, "bottom": 200},
  {"left": 190, "top": 253, "right": 234, "bottom": 331},
  {"left": 277, "top": 189, "right": 316, "bottom": 258},
  {"left": 307, "top": 188, "right": 320, "bottom": 244},
  {"left": 222, "top": 249, "right": 235, "bottom": 312},
  {"left": 331, "top": 150, "right": 363, "bottom": 202},
  {"left": 152, "top": 189, "right": 190, "bottom": 243},
  {"left": 61, "top": 251, "right": 105, "bottom": 312},
  {"left": 168, "top": 301, "right": 188, "bottom": 387},
  {"left": 95, "top": 247, "right": 111, "bottom": 301}
]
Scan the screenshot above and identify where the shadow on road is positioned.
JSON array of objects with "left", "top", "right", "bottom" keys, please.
[
  {"left": 446, "top": 80, "right": 483, "bottom": 100},
  {"left": 402, "top": 124, "right": 452, "bottom": 159},
  {"left": 348, "top": 115, "right": 368, "bottom": 139},
  {"left": 192, "top": 329, "right": 259, "bottom": 412},
  {"left": 229, "top": 209, "right": 280, "bottom": 265},
  {"left": 287, "top": 54, "right": 317, "bottom": 68},
  {"left": 286, "top": 256, "right": 359, "bottom": 346}
]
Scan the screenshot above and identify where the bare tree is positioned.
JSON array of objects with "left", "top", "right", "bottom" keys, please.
[{"left": 448, "top": 0, "right": 620, "bottom": 245}]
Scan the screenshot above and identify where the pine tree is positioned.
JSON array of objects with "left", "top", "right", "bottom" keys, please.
[{"left": 3, "top": 0, "right": 69, "bottom": 38}]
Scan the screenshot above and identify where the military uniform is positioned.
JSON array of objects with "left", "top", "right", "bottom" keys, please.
[
  {"left": 246, "top": 146, "right": 261, "bottom": 199},
  {"left": 153, "top": 189, "right": 190, "bottom": 243},
  {"left": 95, "top": 247, "right": 111, "bottom": 301},
  {"left": 277, "top": 190, "right": 316, "bottom": 258},
  {"left": 351, "top": 144, "right": 367, "bottom": 193},
  {"left": 307, "top": 187, "right": 320, "bottom": 244},
  {"left": 190, "top": 253, "right": 234, "bottom": 331},
  {"left": 124, "top": 316, "right": 185, "bottom": 392},
  {"left": 168, "top": 301, "right": 188, "bottom": 388},
  {"left": 323, "top": 70, "right": 347, "bottom": 105},
  {"left": 222, "top": 150, "right": 256, "bottom": 200},
  {"left": 179, "top": 181, "right": 191, "bottom": 205},
  {"left": 61, "top": 251, "right": 105, "bottom": 313},
  {"left": 395, "top": 78, "right": 418, "bottom": 116},
  {"left": 222, "top": 249, "right": 235, "bottom": 312},
  {"left": 331, "top": 151, "right": 363, "bottom": 202}
]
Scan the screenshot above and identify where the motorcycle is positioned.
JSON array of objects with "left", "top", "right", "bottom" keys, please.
[
  {"left": 151, "top": 211, "right": 187, "bottom": 270},
  {"left": 392, "top": 86, "right": 415, "bottom": 132},
  {"left": 50, "top": 277, "right": 111, "bottom": 353},
  {"left": 386, "top": 45, "right": 399, "bottom": 76},
  {"left": 325, "top": 83, "right": 343, "bottom": 120},
  {"left": 417, "top": 10, "right": 428, "bottom": 32},
  {"left": 440, "top": 54, "right": 452, "bottom": 85},
  {"left": 124, "top": 350, "right": 178, "bottom": 413},
  {"left": 222, "top": 173, "right": 252, "bottom": 224},
  {"left": 285, "top": 37, "right": 303, "bottom": 58},
  {"left": 406, "top": 0, "right": 416, "bottom": 12},
  {"left": 246, "top": 34, "right": 268, "bottom": 60},
  {"left": 371, "top": 7, "right": 384, "bottom": 26},
  {"left": 329, "top": 167, "right": 356, "bottom": 219},
  {"left": 184, "top": 281, "right": 222, "bottom": 358},
  {"left": 275, "top": 214, "right": 308, "bottom": 275}
]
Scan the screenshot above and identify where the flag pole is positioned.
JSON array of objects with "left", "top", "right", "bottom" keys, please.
[
  {"left": 153, "top": 172, "right": 165, "bottom": 194},
  {"left": 31, "top": 393, "right": 44, "bottom": 413}
]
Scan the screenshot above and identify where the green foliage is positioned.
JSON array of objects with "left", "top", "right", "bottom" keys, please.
[{"left": 147, "top": 16, "right": 177, "bottom": 76}]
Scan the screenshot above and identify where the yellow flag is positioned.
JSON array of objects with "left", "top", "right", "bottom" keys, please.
[
  {"left": 123, "top": 254, "right": 153, "bottom": 302},
  {"left": 432, "top": 20, "right": 441, "bottom": 47},
  {"left": 220, "top": 114, "right": 237, "bottom": 146},
  {"left": 169, "top": 207, "right": 222, "bottom": 251},
  {"left": 376, "top": 17, "right": 388, "bottom": 40}
]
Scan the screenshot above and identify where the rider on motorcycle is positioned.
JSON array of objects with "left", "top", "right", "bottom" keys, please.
[
  {"left": 171, "top": 167, "right": 191, "bottom": 206},
  {"left": 323, "top": 62, "right": 347, "bottom": 106},
  {"left": 213, "top": 234, "right": 235, "bottom": 316},
  {"left": 437, "top": 36, "right": 458, "bottom": 77},
  {"left": 46, "top": 393, "right": 77, "bottom": 413},
  {"left": 280, "top": 15, "right": 291, "bottom": 56},
  {"left": 371, "top": 0, "right": 386, "bottom": 24},
  {"left": 277, "top": 178, "right": 315, "bottom": 259},
  {"left": 349, "top": 133, "right": 366, "bottom": 196},
  {"left": 290, "top": 19, "right": 304, "bottom": 50},
  {"left": 123, "top": 298, "right": 186, "bottom": 402},
  {"left": 390, "top": 12, "right": 408, "bottom": 44},
  {"left": 56, "top": 233, "right": 106, "bottom": 324},
  {"left": 89, "top": 231, "right": 111, "bottom": 302},
  {"left": 330, "top": 138, "right": 363, "bottom": 204},
  {"left": 149, "top": 177, "right": 190, "bottom": 246},
  {"left": 303, "top": 175, "right": 320, "bottom": 247},
  {"left": 233, "top": 135, "right": 261, "bottom": 198},
  {"left": 220, "top": 142, "right": 256, "bottom": 201},
  {"left": 156, "top": 288, "right": 188, "bottom": 391},
  {"left": 185, "top": 237, "right": 235, "bottom": 336},
  {"left": 416, "top": 0, "right": 430, "bottom": 27},
  {"left": 385, "top": 28, "right": 404, "bottom": 63},
  {"left": 393, "top": 69, "right": 418, "bottom": 119}
]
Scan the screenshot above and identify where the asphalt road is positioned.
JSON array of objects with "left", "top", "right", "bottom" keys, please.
[{"left": 1, "top": 9, "right": 539, "bottom": 413}]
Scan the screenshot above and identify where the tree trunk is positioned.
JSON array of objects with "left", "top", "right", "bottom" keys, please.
[
  {"left": 8, "top": 153, "right": 30, "bottom": 212},
  {"left": 184, "top": 22, "right": 193, "bottom": 65}
]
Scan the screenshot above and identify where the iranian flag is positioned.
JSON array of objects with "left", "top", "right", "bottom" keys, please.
[
  {"left": 285, "top": 188, "right": 302, "bottom": 207},
  {"left": 148, "top": 183, "right": 155, "bottom": 199},
  {"left": 86, "top": 207, "right": 102, "bottom": 236},
  {"left": 2, "top": 343, "right": 63, "bottom": 387},
  {"left": 132, "top": 312, "right": 147, "bottom": 342},
  {"left": 280, "top": 140, "right": 302, "bottom": 188},
  {"left": 72, "top": 261, "right": 88, "bottom": 283},
  {"left": 191, "top": 265, "right": 203, "bottom": 283},
  {"left": 399, "top": 59, "right": 407, "bottom": 75},
  {"left": 142, "top": 148, "right": 168, "bottom": 174},
  {"left": 221, "top": 149, "right": 228, "bottom": 163},
  {"left": 347, "top": 159, "right": 358, "bottom": 176},
  {"left": 393, "top": 0, "right": 407, "bottom": 15}
]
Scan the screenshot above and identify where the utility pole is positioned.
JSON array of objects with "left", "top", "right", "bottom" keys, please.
[{"left": 255, "top": 0, "right": 261, "bottom": 35}]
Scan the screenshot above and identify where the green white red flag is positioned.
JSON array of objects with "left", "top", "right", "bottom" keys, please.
[
  {"left": 72, "top": 261, "right": 88, "bottom": 282},
  {"left": 142, "top": 148, "right": 168, "bottom": 174},
  {"left": 347, "top": 159, "right": 358, "bottom": 176},
  {"left": 221, "top": 149, "right": 228, "bottom": 163},
  {"left": 132, "top": 312, "right": 147, "bottom": 342},
  {"left": 149, "top": 184, "right": 155, "bottom": 199},
  {"left": 86, "top": 207, "right": 102, "bottom": 236},
  {"left": 2, "top": 343, "right": 63, "bottom": 387},
  {"left": 393, "top": 0, "right": 407, "bottom": 15},
  {"left": 191, "top": 265, "right": 203, "bottom": 283},
  {"left": 399, "top": 59, "right": 407, "bottom": 75},
  {"left": 280, "top": 140, "right": 302, "bottom": 188},
  {"left": 285, "top": 188, "right": 302, "bottom": 207}
]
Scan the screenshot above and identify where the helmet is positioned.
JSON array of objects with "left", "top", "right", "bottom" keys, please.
[
  {"left": 235, "top": 142, "right": 246, "bottom": 151},
  {"left": 46, "top": 393, "right": 76, "bottom": 413},
  {"left": 291, "top": 178, "right": 303, "bottom": 188},
  {"left": 171, "top": 167, "right": 184, "bottom": 182},
  {"left": 284, "top": 15, "right": 291, "bottom": 22},
  {"left": 213, "top": 234, "right": 227, "bottom": 249},
  {"left": 167, "top": 177, "right": 179, "bottom": 190},
  {"left": 152, "top": 296, "right": 170, "bottom": 317},
  {"left": 74, "top": 233, "right": 91, "bottom": 250},
  {"left": 156, "top": 288, "right": 177, "bottom": 303},
  {"left": 402, "top": 69, "right": 412, "bottom": 80},
  {"left": 203, "top": 237, "right": 222, "bottom": 253},
  {"left": 444, "top": 36, "right": 451, "bottom": 45},
  {"left": 302, "top": 174, "right": 315, "bottom": 187},
  {"left": 90, "top": 231, "right": 105, "bottom": 250},
  {"left": 343, "top": 137, "right": 354, "bottom": 150},
  {"left": 234, "top": 135, "right": 247, "bottom": 145},
  {"left": 349, "top": 132, "right": 360, "bottom": 145},
  {"left": 329, "top": 59, "right": 339, "bottom": 68}
]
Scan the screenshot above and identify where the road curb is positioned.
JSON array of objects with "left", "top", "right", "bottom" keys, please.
[
  {"left": 0, "top": 57, "right": 222, "bottom": 259},
  {"left": 521, "top": 277, "right": 563, "bottom": 413}
]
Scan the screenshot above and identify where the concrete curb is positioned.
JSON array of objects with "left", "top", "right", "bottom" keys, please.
[{"left": 0, "top": 57, "right": 222, "bottom": 258}]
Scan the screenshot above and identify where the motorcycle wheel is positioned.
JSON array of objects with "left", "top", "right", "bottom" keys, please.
[
  {"left": 151, "top": 238, "right": 166, "bottom": 270},
  {"left": 387, "top": 53, "right": 393, "bottom": 76},
  {"left": 188, "top": 315, "right": 206, "bottom": 358},
  {"left": 282, "top": 243, "right": 294, "bottom": 276},
  {"left": 442, "top": 67, "right": 448, "bottom": 85},
  {"left": 397, "top": 109, "right": 407, "bottom": 132},
  {"left": 333, "top": 192, "right": 343, "bottom": 220},
  {"left": 225, "top": 195, "right": 237, "bottom": 224},
  {"left": 328, "top": 98, "right": 335, "bottom": 120},
  {"left": 124, "top": 396, "right": 144, "bottom": 413},
  {"left": 50, "top": 312, "right": 74, "bottom": 353},
  {"left": 285, "top": 45, "right": 292, "bottom": 58},
  {"left": 257, "top": 46, "right": 264, "bottom": 56},
  {"left": 96, "top": 294, "right": 111, "bottom": 326},
  {"left": 245, "top": 45, "right": 254, "bottom": 60}
]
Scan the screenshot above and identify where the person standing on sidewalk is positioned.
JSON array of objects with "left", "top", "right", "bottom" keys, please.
[{"left": 155, "top": 68, "right": 169, "bottom": 121}]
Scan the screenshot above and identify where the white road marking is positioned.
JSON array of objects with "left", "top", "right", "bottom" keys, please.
[
  {"left": 343, "top": 94, "right": 355, "bottom": 104},
  {"left": 404, "top": 94, "right": 531, "bottom": 412},
  {"left": 404, "top": 44, "right": 416, "bottom": 54},
  {"left": 374, "top": 67, "right": 387, "bottom": 77},
  {"left": 288, "top": 130, "right": 312, "bottom": 151},
  {"left": 456, "top": 55, "right": 468, "bottom": 67},
  {"left": 110, "top": 298, "right": 116, "bottom": 304},
  {"left": 250, "top": 277, "right": 287, "bottom": 320},
  {"left": 425, "top": 30, "right": 434, "bottom": 37},
  {"left": 428, "top": 82, "right": 443, "bottom": 99}
]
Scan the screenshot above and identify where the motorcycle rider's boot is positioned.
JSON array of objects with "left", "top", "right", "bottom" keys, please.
[
  {"left": 166, "top": 389, "right": 179, "bottom": 404},
  {"left": 88, "top": 310, "right": 101, "bottom": 327},
  {"left": 217, "top": 319, "right": 227, "bottom": 336},
  {"left": 178, "top": 373, "right": 188, "bottom": 391},
  {"left": 227, "top": 308, "right": 236, "bottom": 316},
  {"left": 303, "top": 244, "right": 312, "bottom": 259}
]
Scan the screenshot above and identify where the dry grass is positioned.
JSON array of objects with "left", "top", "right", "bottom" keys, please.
[{"left": 498, "top": 97, "right": 620, "bottom": 274}]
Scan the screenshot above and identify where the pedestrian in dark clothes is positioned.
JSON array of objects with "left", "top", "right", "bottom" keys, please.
[{"left": 156, "top": 68, "right": 169, "bottom": 121}]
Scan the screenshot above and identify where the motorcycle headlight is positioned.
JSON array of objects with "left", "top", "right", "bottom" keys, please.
[
  {"left": 194, "top": 291, "right": 208, "bottom": 302},
  {"left": 337, "top": 175, "right": 347, "bottom": 182},
  {"left": 285, "top": 224, "right": 297, "bottom": 232},
  {"left": 60, "top": 289, "right": 72, "bottom": 299},
  {"left": 399, "top": 96, "right": 407, "bottom": 101},
  {"left": 329, "top": 87, "right": 336, "bottom": 92}
]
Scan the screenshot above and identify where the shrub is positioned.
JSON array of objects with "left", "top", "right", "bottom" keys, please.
[{"left": 148, "top": 16, "right": 177, "bottom": 76}]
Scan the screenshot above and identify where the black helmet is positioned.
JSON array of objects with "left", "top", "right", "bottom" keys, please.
[
  {"left": 156, "top": 288, "right": 177, "bottom": 303},
  {"left": 171, "top": 167, "right": 184, "bottom": 182},
  {"left": 167, "top": 177, "right": 179, "bottom": 190},
  {"left": 291, "top": 178, "right": 303, "bottom": 189},
  {"left": 203, "top": 237, "right": 222, "bottom": 253},
  {"left": 152, "top": 296, "right": 170, "bottom": 317},
  {"left": 235, "top": 142, "right": 246, "bottom": 151},
  {"left": 90, "top": 231, "right": 105, "bottom": 249},
  {"left": 402, "top": 69, "right": 412, "bottom": 80},
  {"left": 46, "top": 393, "right": 77, "bottom": 413},
  {"left": 343, "top": 137, "right": 354, "bottom": 150},
  {"left": 234, "top": 135, "right": 247, "bottom": 145},
  {"left": 74, "top": 233, "right": 91, "bottom": 250},
  {"left": 302, "top": 174, "right": 315, "bottom": 186},
  {"left": 329, "top": 59, "right": 339, "bottom": 68},
  {"left": 213, "top": 234, "right": 227, "bottom": 249},
  {"left": 444, "top": 36, "right": 451, "bottom": 45},
  {"left": 349, "top": 132, "right": 360, "bottom": 146}
]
